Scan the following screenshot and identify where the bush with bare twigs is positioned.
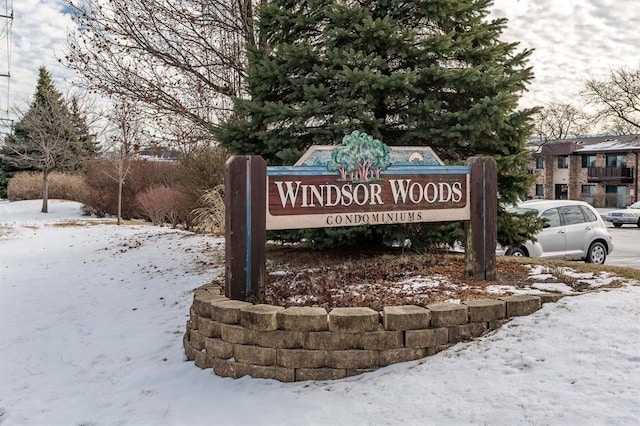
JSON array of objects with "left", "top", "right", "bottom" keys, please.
[
  {"left": 167, "top": 146, "right": 229, "bottom": 232},
  {"left": 82, "top": 159, "right": 180, "bottom": 219},
  {"left": 135, "top": 185, "right": 189, "bottom": 227},
  {"left": 81, "top": 149, "right": 229, "bottom": 227}
]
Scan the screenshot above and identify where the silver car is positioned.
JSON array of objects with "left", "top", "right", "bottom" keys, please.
[
  {"left": 604, "top": 201, "right": 640, "bottom": 228},
  {"left": 506, "top": 200, "right": 613, "bottom": 264}
]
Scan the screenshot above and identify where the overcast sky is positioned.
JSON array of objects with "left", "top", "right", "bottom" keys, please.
[
  {"left": 492, "top": 0, "right": 640, "bottom": 109},
  {"left": 1, "top": 0, "right": 640, "bottom": 133}
]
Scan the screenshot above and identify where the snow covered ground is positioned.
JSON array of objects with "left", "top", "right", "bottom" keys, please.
[{"left": 1, "top": 199, "right": 640, "bottom": 425}]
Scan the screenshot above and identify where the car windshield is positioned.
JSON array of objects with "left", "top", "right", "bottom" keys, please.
[{"left": 629, "top": 202, "right": 640, "bottom": 209}]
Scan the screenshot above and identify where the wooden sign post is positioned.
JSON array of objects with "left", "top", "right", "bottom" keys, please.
[
  {"left": 224, "top": 156, "right": 266, "bottom": 301},
  {"left": 464, "top": 157, "right": 497, "bottom": 281}
]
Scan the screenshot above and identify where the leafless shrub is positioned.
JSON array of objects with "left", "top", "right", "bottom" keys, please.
[
  {"left": 82, "top": 158, "right": 180, "bottom": 219},
  {"left": 135, "top": 185, "right": 188, "bottom": 227}
]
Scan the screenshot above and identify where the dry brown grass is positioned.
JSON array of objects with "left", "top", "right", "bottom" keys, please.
[
  {"left": 7, "top": 172, "right": 88, "bottom": 202},
  {"left": 50, "top": 219, "right": 152, "bottom": 227}
]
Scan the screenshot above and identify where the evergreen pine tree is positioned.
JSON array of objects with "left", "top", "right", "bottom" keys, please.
[
  {"left": 0, "top": 67, "right": 90, "bottom": 211},
  {"left": 216, "top": 0, "right": 538, "bottom": 246},
  {"left": 68, "top": 96, "right": 100, "bottom": 168},
  {"left": 0, "top": 112, "right": 40, "bottom": 198}
]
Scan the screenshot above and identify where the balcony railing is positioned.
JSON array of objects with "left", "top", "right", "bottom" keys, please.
[{"left": 587, "top": 167, "right": 634, "bottom": 183}]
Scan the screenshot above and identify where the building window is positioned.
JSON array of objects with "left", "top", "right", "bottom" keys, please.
[
  {"left": 581, "top": 185, "right": 596, "bottom": 195},
  {"left": 582, "top": 155, "right": 596, "bottom": 168},
  {"left": 535, "top": 157, "right": 544, "bottom": 169},
  {"left": 606, "top": 154, "right": 627, "bottom": 168},
  {"left": 557, "top": 156, "right": 569, "bottom": 169},
  {"left": 535, "top": 184, "right": 544, "bottom": 197},
  {"left": 555, "top": 184, "right": 568, "bottom": 200}
]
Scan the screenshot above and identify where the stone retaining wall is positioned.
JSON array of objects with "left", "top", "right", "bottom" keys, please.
[{"left": 183, "top": 285, "right": 562, "bottom": 382}]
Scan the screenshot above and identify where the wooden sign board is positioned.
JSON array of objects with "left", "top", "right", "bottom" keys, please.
[{"left": 266, "top": 166, "right": 470, "bottom": 230}]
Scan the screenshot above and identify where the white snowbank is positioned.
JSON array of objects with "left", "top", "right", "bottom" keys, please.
[{"left": 1, "top": 200, "right": 639, "bottom": 425}]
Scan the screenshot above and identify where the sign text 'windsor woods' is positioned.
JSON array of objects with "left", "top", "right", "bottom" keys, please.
[
  {"left": 274, "top": 178, "right": 465, "bottom": 208},
  {"left": 267, "top": 173, "right": 469, "bottom": 229}
]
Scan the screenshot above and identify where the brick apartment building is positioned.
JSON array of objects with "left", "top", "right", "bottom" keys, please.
[{"left": 526, "top": 135, "right": 640, "bottom": 207}]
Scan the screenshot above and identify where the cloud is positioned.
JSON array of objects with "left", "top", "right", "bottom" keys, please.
[
  {"left": 1, "top": 0, "right": 75, "bottom": 129},
  {"left": 2, "top": 0, "right": 640, "bottom": 133},
  {"left": 491, "top": 0, "right": 640, "bottom": 109}
]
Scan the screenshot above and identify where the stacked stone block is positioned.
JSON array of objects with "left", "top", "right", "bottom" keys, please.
[{"left": 184, "top": 286, "right": 553, "bottom": 382}]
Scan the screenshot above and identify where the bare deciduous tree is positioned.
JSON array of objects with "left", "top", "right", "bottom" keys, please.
[
  {"left": 102, "top": 100, "right": 146, "bottom": 225},
  {"left": 6, "top": 100, "right": 77, "bottom": 213},
  {"left": 600, "top": 117, "right": 639, "bottom": 135},
  {"left": 583, "top": 67, "right": 640, "bottom": 133},
  {"left": 531, "top": 101, "right": 592, "bottom": 143},
  {"left": 63, "top": 0, "right": 257, "bottom": 135}
]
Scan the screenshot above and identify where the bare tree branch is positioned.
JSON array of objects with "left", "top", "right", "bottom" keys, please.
[
  {"left": 62, "top": 0, "right": 257, "bottom": 134},
  {"left": 583, "top": 67, "right": 640, "bottom": 132},
  {"left": 530, "top": 101, "right": 593, "bottom": 149}
]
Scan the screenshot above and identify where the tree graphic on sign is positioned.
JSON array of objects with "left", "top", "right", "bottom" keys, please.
[{"left": 327, "top": 131, "right": 391, "bottom": 182}]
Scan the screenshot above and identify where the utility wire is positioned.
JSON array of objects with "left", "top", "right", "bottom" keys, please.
[{"left": 0, "top": 0, "right": 12, "bottom": 134}]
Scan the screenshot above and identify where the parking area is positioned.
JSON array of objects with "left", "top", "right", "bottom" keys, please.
[{"left": 603, "top": 225, "right": 640, "bottom": 269}]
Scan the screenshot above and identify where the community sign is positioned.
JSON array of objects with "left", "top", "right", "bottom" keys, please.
[{"left": 266, "top": 131, "right": 470, "bottom": 230}]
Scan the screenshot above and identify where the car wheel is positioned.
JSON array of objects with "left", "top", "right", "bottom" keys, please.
[
  {"left": 637, "top": 218, "right": 640, "bottom": 228},
  {"left": 613, "top": 223, "right": 623, "bottom": 228},
  {"left": 506, "top": 247, "right": 526, "bottom": 257},
  {"left": 586, "top": 242, "right": 606, "bottom": 264}
]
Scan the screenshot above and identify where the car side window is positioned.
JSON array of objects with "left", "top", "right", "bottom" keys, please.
[
  {"left": 580, "top": 206, "right": 598, "bottom": 223},
  {"left": 560, "top": 205, "right": 585, "bottom": 225},
  {"left": 540, "top": 208, "right": 561, "bottom": 228}
]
